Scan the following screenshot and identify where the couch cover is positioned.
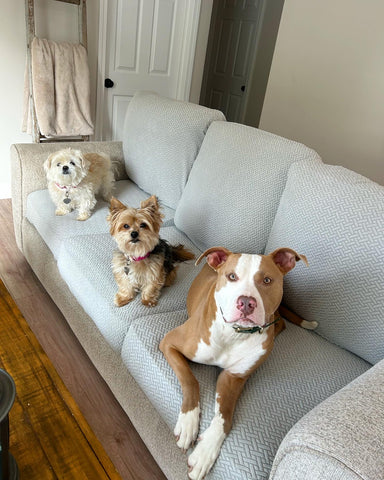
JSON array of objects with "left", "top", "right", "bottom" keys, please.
[{"left": 11, "top": 91, "right": 384, "bottom": 480}]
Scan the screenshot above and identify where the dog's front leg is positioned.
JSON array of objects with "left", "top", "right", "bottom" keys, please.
[
  {"left": 114, "top": 280, "right": 137, "bottom": 307},
  {"left": 141, "top": 283, "right": 162, "bottom": 307},
  {"left": 187, "top": 370, "right": 247, "bottom": 480},
  {"left": 77, "top": 188, "right": 97, "bottom": 221},
  {"left": 55, "top": 203, "right": 72, "bottom": 216},
  {"left": 159, "top": 338, "right": 200, "bottom": 451}
]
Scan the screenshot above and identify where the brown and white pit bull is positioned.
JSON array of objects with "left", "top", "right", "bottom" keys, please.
[{"left": 160, "top": 247, "right": 317, "bottom": 480}]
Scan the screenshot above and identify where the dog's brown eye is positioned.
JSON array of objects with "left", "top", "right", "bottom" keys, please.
[
  {"left": 140, "top": 223, "right": 147, "bottom": 229},
  {"left": 70, "top": 161, "right": 75, "bottom": 166},
  {"left": 57, "top": 163, "right": 61, "bottom": 167},
  {"left": 263, "top": 277, "right": 272, "bottom": 285},
  {"left": 123, "top": 224, "right": 130, "bottom": 229},
  {"left": 227, "top": 273, "right": 238, "bottom": 282}
]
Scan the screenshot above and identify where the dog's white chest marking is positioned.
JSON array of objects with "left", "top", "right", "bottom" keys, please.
[
  {"left": 193, "top": 314, "right": 267, "bottom": 375},
  {"left": 193, "top": 255, "right": 267, "bottom": 375}
]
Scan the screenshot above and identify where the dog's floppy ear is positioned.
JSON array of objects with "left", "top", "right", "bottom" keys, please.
[
  {"left": 74, "top": 150, "right": 90, "bottom": 171},
  {"left": 196, "top": 247, "right": 232, "bottom": 270},
  {"left": 270, "top": 248, "right": 308, "bottom": 275},
  {"left": 44, "top": 152, "right": 56, "bottom": 173}
]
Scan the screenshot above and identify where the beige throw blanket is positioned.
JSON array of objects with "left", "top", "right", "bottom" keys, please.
[{"left": 23, "top": 37, "right": 94, "bottom": 137}]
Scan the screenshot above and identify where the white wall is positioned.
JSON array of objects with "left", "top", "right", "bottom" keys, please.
[
  {"left": 0, "top": 0, "right": 99, "bottom": 199},
  {"left": 260, "top": 0, "right": 384, "bottom": 185},
  {"left": 0, "top": 1, "right": 30, "bottom": 198}
]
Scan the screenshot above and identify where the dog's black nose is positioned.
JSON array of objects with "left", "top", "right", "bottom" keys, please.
[
  {"left": 62, "top": 165, "right": 69, "bottom": 172},
  {"left": 131, "top": 231, "right": 139, "bottom": 239}
]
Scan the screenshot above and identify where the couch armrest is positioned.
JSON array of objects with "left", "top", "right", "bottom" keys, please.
[
  {"left": 269, "top": 359, "right": 384, "bottom": 480},
  {"left": 11, "top": 141, "right": 125, "bottom": 250}
]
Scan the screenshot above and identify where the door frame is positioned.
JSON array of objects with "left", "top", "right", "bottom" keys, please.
[{"left": 95, "top": 0, "right": 202, "bottom": 141}]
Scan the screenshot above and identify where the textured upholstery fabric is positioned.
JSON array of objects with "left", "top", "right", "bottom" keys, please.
[
  {"left": 26, "top": 180, "right": 175, "bottom": 259},
  {"left": 57, "top": 227, "right": 202, "bottom": 352},
  {"left": 11, "top": 141, "right": 125, "bottom": 251},
  {"left": 122, "top": 91, "right": 225, "bottom": 209},
  {"left": 174, "top": 121, "right": 322, "bottom": 253},
  {"left": 122, "top": 315, "right": 369, "bottom": 480},
  {"left": 271, "top": 451, "right": 362, "bottom": 480},
  {"left": 266, "top": 160, "right": 384, "bottom": 364},
  {"left": 270, "top": 359, "right": 384, "bottom": 480}
]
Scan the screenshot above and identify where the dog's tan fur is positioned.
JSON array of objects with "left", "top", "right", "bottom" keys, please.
[
  {"left": 108, "top": 196, "right": 194, "bottom": 307},
  {"left": 159, "top": 247, "right": 314, "bottom": 479},
  {"left": 44, "top": 148, "right": 114, "bottom": 221}
]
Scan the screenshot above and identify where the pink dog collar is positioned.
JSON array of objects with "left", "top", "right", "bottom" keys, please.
[
  {"left": 131, "top": 252, "right": 151, "bottom": 262},
  {"left": 55, "top": 183, "right": 77, "bottom": 190}
]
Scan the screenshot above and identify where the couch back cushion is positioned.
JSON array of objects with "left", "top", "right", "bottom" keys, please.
[
  {"left": 265, "top": 160, "right": 384, "bottom": 364},
  {"left": 122, "top": 91, "right": 225, "bottom": 209},
  {"left": 174, "top": 121, "right": 321, "bottom": 253}
]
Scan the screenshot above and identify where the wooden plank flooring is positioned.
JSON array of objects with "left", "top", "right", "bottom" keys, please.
[
  {"left": 0, "top": 199, "right": 166, "bottom": 480},
  {"left": 0, "top": 279, "right": 119, "bottom": 479}
]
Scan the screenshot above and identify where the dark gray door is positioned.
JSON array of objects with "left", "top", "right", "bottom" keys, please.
[{"left": 201, "top": 0, "right": 263, "bottom": 122}]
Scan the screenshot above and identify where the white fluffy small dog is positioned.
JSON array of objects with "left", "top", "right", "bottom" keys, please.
[{"left": 44, "top": 148, "right": 114, "bottom": 221}]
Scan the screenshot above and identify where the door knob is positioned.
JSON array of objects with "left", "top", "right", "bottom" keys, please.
[{"left": 104, "top": 78, "right": 114, "bottom": 88}]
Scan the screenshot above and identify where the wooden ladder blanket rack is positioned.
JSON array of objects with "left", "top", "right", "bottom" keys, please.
[{"left": 25, "top": 0, "right": 89, "bottom": 143}]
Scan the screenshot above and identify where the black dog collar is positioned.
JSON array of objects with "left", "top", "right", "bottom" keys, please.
[
  {"left": 220, "top": 306, "right": 281, "bottom": 334},
  {"left": 232, "top": 316, "right": 282, "bottom": 334}
]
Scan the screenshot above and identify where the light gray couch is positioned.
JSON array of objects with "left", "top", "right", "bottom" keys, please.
[{"left": 11, "top": 91, "right": 384, "bottom": 480}]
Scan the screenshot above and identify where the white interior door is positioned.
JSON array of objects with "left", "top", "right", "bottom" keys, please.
[{"left": 97, "top": 0, "right": 202, "bottom": 141}]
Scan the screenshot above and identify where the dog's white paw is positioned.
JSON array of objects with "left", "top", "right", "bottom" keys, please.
[
  {"left": 301, "top": 319, "right": 318, "bottom": 330},
  {"left": 187, "top": 415, "right": 226, "bottom": 480},
  {"left": 174, "top": 404, "right": 200, "bottom": 451},
  {"left": 77, "top": 211, "right": 91, "bottom": 221},
  {"left": 141, "top": 298, "right": 158, "bottom": 307},
  {"left": 55, "top": 207, "right": 70, "bottom": 216}
]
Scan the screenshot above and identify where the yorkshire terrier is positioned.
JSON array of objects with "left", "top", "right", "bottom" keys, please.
[
  {"left": 44, "top": 148, "right": 114, "bottom": 221},
  {"left": 108, "top": 195, "right": 195, "bottom": 307}
]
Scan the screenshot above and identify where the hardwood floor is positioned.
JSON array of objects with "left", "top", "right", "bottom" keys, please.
[
  {"left": 0, "top": 199, "right": 166, "bottom": 480},
  {"left": 0, "top": 279, "right": 119, "bottom": 479}
]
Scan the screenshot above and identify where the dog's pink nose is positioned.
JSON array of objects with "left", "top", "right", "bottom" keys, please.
[{"left": 236, "top": 296, "right": 257, "bottom": 315}]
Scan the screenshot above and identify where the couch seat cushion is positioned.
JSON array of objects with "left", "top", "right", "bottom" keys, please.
[
  {"left": 122, "top": 313, "right": 369, "bottom": 480},
  {"left": 123, "top": 91, "right": 225, "bottom": 209},
  {"left": 174, "top": 121, "right": 322, "bottom": 253},
  {"left": 266, "top": 160, "right": 384, "bottom": 364},
  {"left": 56, "top": 226, "right": 202, "bottom": 352},
  {"left": 26, "top": 179, "right": 175, "bottom": 259}
]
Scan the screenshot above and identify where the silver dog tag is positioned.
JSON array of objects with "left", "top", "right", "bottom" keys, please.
[{"left": 63, "top": 191, "right": 71, "bottom": 204}]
